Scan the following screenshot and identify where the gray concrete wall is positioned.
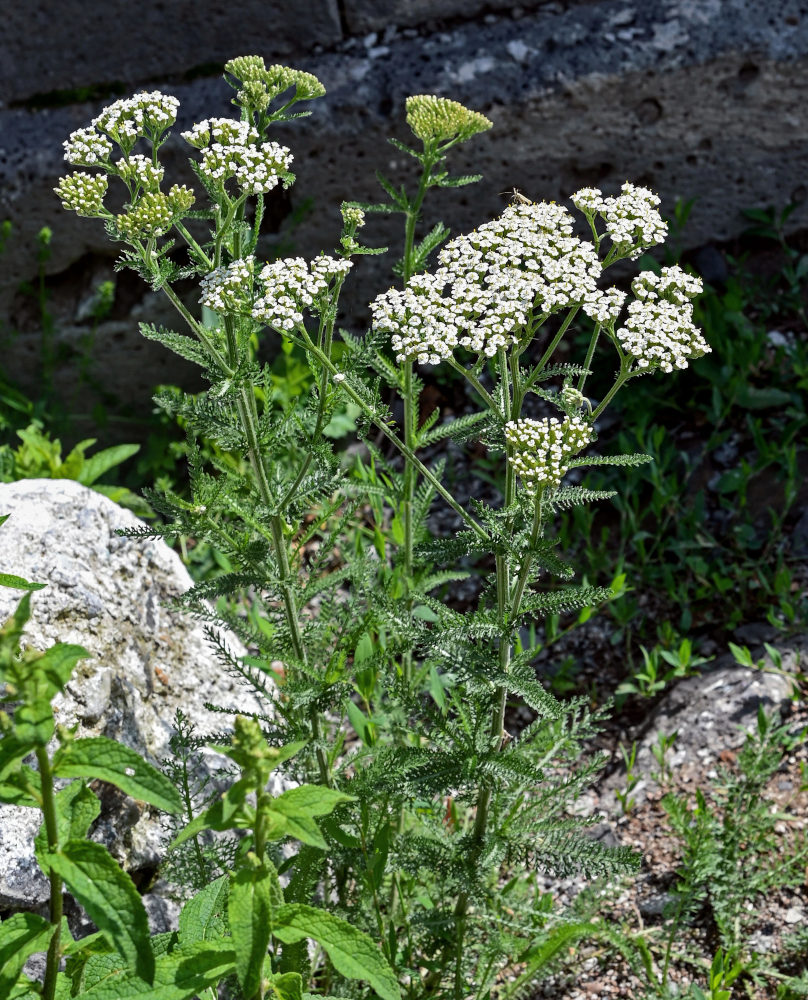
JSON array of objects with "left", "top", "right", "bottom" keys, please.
[{"left": 2, "top": 0, "right": 807, "bottom": 435}]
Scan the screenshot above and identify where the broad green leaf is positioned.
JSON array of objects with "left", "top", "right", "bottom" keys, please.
[
  {"left": 78, "top": 444, "right": 140, "bottom": 487},
  {"left": 170, "top": 779, "right": 254, "bottom": 848},
  {"left": 273, "top": 904, "right": 399, "bottom": 1000},
  {"left": 0, "top": 777, "right": 40, "bottom": 808},
  {"left": 34, "top": 643, "right": 90, "bottom": 699},
  {"left": 0, "top": 572, "right": 45, "bottom": 592},
  {"left": 0, "top": 912, "right": 55, "bottom": 997},
  {"left": 0, "top": 593, "right": 32, "bottom": 651},
  {"left": 268, "top": 808, "right": 327, "bottom": 850},
  {"left": 0, "top": 515, "right": 8, "bottom": 528},
  {"left": 272, "top": 785, "right": 354, "bottom": 819},
  {"left": 178, "top": 876, "right": 229, "bottom": 944},
  {"left": 14, "top": 698, "right": 55, "bottom": 747},
  {"left": 228, "top": 861, "right": 273, "bottom": 996},
  {"left": 269, "top": 971, "right": 303, "bottom": 1000},
  {"left": 47, "top": 840, "right": 154, "bottom": 983},
  {"left": 35, "top": 781, "right": 100, "bottom": 867},
  {"left": 0, "top": 735, "right": 34, "bottom": 782},
  {"left": 75, "top": 941, "right": 236, "bottom": 1000},
  {"left": 52, "top": 738, "right": 182, "bottom": 813}
]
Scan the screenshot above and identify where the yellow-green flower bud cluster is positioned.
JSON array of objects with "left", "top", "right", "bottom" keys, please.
[
  {"left": 252, "top": 256, "right": 352, "bottom": 332},
  {"left": 505, "top": 415, "right": 593, "bottom": 490},
  {"left": 93, "top": 91, "right": 179, "bottom": 146},
  {"left": 200, "top": 257, "right": 255, "bottom": 313},
  {"left": 225, "top": 55, "right": 326, "bottom": 104},
  {"left": 406, "top": 95, "right": 492, "bottom": 143},
  {"left": 616, "top": 267, "right": 708, "bottom": 373},
  {"left": 168, "top": 184, "right": 195, "bottom": 213},
  {"left": 117, "top": 191, "right": 174, "bottom": 238},
  {"left": 54, "top": 172, "right": 108, "bottom": 216},
  {"left": 63, "top": 127, "right": 112, "bottom": 166},
  {"left": 341, "top": 203, "right": 366, "bottom": 228},
  {"left": 115, "top": 154, "right": 164, "bottom": 192}
]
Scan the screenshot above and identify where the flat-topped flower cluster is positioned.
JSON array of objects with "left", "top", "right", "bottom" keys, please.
[
  {"left": 616, "top": 265, "right": 708, "bottom": 373},
  {"left": 369, "top": 185, "right": 707, "bottom": 375},
  {"left": 371, "top": 200, "right": 602, "bottom": 364},
  {"left": 181, "top": 118, "right": 293, "bottom": 195},
  {"left": 505, "top": 415, "right": 593, "bottom": 490},
  {"left": 251, "top": 256, "right": 353, "bottom": 331}
]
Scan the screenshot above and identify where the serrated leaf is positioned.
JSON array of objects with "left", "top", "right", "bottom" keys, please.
[
  {"left": 78, "top": 444, "right": 140, "bottom": 487},
  {"left": 178, "top": 876, "right": 229, "bottom": 944},
  {"left": 272, "top": 785, "right": 354, "bottom": 819},
  {"left": 47, "top": 840, "right": 154, "bottom": 983},
  {"left": 0, "top": 573, "right": 46, "bottom": 592},
  {"left": 34, "top": 643, "right": 90, "bottom": 698},
  {"left": 35, "top": 781, "right": 100, "bottom": 868},
  {"left": 0, "top": 912, "right": 55, "bottom": 998},
  {"left": 270, "top": 972, "right": 304, "bottom": 1000},
  {"left": 52, "top": 738, "right": 182, "bottom": 814},
  {"left": 273, "top": 904, "right": 399, "bottom": 1000},
  {"left": 74, "top": 941, "right": 235, "bottom": 1000},
  {"left": 568, "top": 452, "right": 652, "bottom": 469},
  {"left": 228, "top": 862, "right": 273, "bottom": 996}
]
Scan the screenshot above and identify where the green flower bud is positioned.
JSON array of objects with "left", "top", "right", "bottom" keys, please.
[
  {"left": 405, "top": 95, "right": 492, "bottom": 144},
  {"left": 117, "top": 191, "right": 173, "bottom": 238},
  {"left": 341, "top": 202, "right": 366, "bottom": 228},
  {"left": 54, "top": 172, "right": 108, "bottom": 216},
  {"left": 168, "top": 183, "right": 195, "bottom": 213}
]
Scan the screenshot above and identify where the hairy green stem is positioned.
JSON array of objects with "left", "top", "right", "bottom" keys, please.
[
  {"left": 522, "top": 305, "right": 581, "bottom": 395},
  {"left": 578, "top": 322, "right": 602, "bottom": 393},
  {"left": 161, "top": 283, "right": 233, "bottom": 375},
  {"left": 36, "top": 747, "right": 62, "bottom": 1000}
]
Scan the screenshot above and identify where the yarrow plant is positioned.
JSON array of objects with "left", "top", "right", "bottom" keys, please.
[{"left": 2, "top": 55, "right": 708, "bottom": 1000}]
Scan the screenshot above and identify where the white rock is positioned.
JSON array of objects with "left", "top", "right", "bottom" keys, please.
[{"left": 0, "top": 479, "right": 276, "bottom": 912}]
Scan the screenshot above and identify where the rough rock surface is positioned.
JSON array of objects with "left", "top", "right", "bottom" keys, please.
[
  {"left": 2, "top": 0, "right": 807, "bottom": 432},
  {"left": 600, "top": 649, "right": 798, "bottom": 810},
  {"left": 0, "top": 478, "right": 273, "bottom": 916}
]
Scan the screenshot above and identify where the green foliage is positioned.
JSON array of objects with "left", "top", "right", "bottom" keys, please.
[{"left": 0, "top": 420, "right": 149, "bottom": 515}]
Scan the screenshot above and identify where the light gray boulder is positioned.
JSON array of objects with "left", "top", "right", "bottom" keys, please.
[{"left": 0, "top": 478, "right": 275, "bottom": 915}]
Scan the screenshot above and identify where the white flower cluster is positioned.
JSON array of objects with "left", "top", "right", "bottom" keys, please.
[
  {"left": 505, "top": 415, "right": 593, "bottom": 490},
  {"left": 93, "top": 91, "right": 179, "bottom": 145},
  {"left": 54, "top": 172, "right": 108, "bottom": 216},
  {"left": 371, "top": 201, "right": 602, "bottom": 364},
  {"left": 182, "top": 117, "right": 292, "bottom": 195},
  {"left": 62, "top": 127, "right": 112, "bottom": 166},
  {"left": 115, "top": 154, "right": 164, "bottom": 192},
  {"left": 200, "top": 257, "right": 256, "bottom": 313},
  {"left": 371, "top": 273, "right": 467, "bottom": 365},
  {"left": 582, "top": 286, "right": 627, "bottom": 325},
  {"left": 251, "top": 255, "right": 352, "bottom": 331},
  {"left": 572, "top": 182, "right": 667, "bottom": 259},
  {"left": 616, "top": 266, "right": 709, "bottom": 373},
  {"left": 631, "top": 264, "right": 703, "bottom": 305},
  {"left": 181, "top": 118, "right": 258, "bottom": 149}
]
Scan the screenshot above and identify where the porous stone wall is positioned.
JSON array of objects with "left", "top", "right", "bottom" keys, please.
[{"left": 2, "top": 0, "right": 807, "bottom": 435}]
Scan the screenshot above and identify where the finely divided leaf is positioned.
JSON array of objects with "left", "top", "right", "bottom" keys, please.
[
  {"left": 46, "top": 841, "right": 154, "bottom": 983},
  {"left": 52, "top": 738, "right": 182, "bottom": 814},
  {"left": 273, "top": 904, "right": 399, "bottom": 1000},
  {"left": 0, "top": 912, "right": 55, "bottom": 998}
]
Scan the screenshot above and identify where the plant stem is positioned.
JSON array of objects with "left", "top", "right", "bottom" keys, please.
[
  {"left": 522, "top": 305, "right": 581, "bottom": 394},
  {"left": 161, "top": 283, "right": 233, "bottom": 375},
  {"left": 299, "top": 334, "right": 489, "bottom": 541},
  {"left": 578, "top": 322, "right": 602, "bottom": 392},
  {"left": 36, "top": 746, "right": 62, "bottom": 1000}
]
